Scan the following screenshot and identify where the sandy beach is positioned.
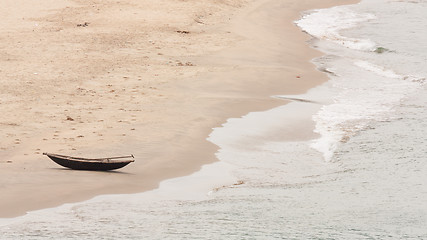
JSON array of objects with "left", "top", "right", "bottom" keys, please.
[{"left": 0, "top": 0, "right": 357, "bottom": 218}]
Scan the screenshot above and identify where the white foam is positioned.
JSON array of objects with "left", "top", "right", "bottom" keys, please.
[
  {"left": 354, "top": 60, "right": 401, "bottom": 78},
  {"left": 295, "top": 6, "right": 376, "bottom": 51},
  {"left": 295, "top": 1, "right": 427, "bottom": 162},
  {"left": 309, "top": 57, "right": 423, "bottom": 161}
]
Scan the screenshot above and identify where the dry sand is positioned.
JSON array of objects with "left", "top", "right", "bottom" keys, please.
[{"left": 0, "top": 0, "right": 357, "bottom": 218}]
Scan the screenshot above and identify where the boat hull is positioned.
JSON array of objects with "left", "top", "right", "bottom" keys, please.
[{"left": 45, "top": 154, "right": 133, "bottom": 171}]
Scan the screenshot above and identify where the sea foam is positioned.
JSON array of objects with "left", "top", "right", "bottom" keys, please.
[
  {"left": 296, "top": 3, "right": 425, "bottom": 161},
  {"left": 296, "top": 6, "right": 376, "bottom": 51}
]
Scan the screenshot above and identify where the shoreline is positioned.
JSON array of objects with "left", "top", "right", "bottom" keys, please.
[{"left": 0, "top": 0, "right": 358, "bottom": 218}]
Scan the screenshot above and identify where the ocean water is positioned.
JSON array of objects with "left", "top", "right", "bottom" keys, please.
[{"left": 1, "top": 0, "right": 427, "bottom": 239}]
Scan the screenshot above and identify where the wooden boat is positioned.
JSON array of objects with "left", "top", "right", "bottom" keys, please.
[{"left": 43, "top": 153, "right": 135, "bottom": 171}]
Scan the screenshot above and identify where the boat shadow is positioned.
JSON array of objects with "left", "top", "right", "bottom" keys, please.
[{"left": 50, "top": 167, "right": 134, "bottom": 175}]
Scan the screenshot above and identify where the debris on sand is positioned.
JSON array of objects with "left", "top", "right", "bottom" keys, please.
[{"left": 77, "top": 22, "right": 90, "bottom": 27}]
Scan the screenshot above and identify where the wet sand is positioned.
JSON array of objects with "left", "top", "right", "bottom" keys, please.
[{"left": 0, "top": 0, "right": 357, "bottom": 218}]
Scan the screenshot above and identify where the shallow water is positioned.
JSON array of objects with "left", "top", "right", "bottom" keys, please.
[{"left": 1, "top": 0, "right": 427, "bottom": 239}]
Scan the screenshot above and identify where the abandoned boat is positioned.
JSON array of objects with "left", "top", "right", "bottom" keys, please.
[{"left": 43, "top": 152, "right": 135, "bottom": 171}]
